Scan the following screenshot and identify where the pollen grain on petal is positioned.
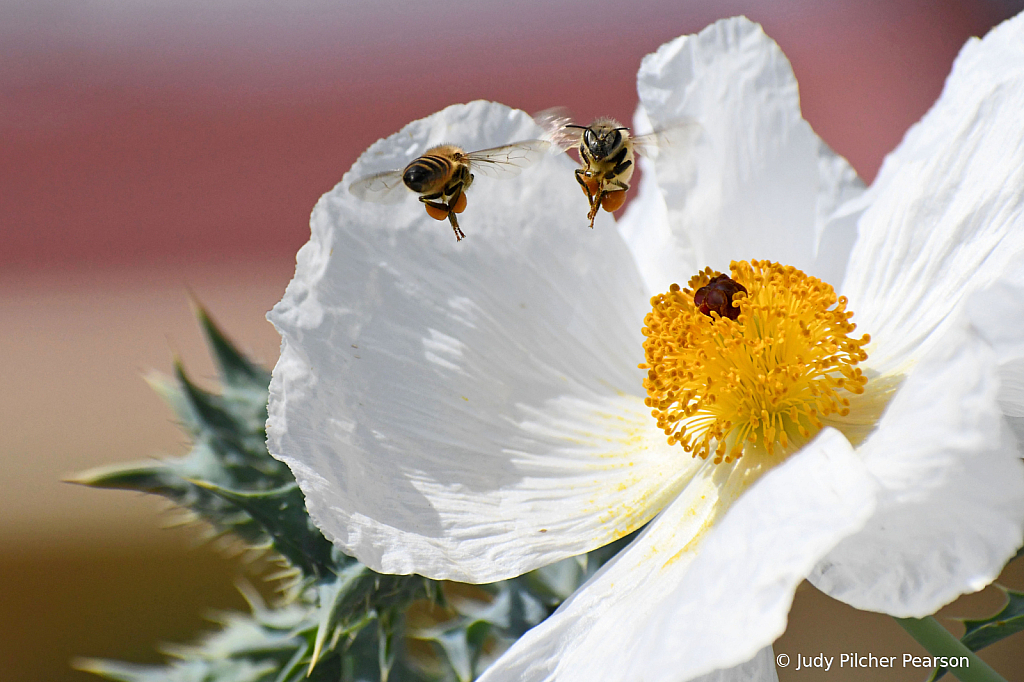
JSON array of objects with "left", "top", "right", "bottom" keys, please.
[{"left": 640, "top": 260, "right": 870, "bottom": 463}]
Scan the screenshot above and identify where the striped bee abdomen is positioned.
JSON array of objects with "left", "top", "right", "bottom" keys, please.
[{"left": 402, "top": 155, "right": 454, "bottom": 193}]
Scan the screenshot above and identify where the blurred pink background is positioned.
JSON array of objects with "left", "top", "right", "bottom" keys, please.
[
  {"left": 2, "top": 1, "right": 1023, "bottom": 680},
  {"left": 4, "top": 0, "right": 1019, "bottom": 271}
]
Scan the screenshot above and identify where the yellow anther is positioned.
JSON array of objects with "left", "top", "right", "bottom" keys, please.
[{"left": 640, "top": 260, "right": 870, "bottom": 462}]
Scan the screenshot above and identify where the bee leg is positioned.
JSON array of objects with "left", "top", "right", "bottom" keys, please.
[
  {"left": 421, "top": 197, "right": 465, "bottom": 242},
  {"left": 588, "top": 192, "right": 604, "bottom": 229},
  {"left": 574, "top": 169, "right": 594, "bottom": 200},
  {"left": 446, "top": 209, "right": 466, "bottom": 242},
  {"left": 575, "top": 169, "right": 600, "bottom": 229},
  {"left": 421, "top": 198, "right": 449, "bottom": 210},
  {"left": 420, "top": 196, "right": 450, "bottom": 222},
  {"left": 442, "top": 183, "right": 468, "bottom": 242},
  {"left": 448, "top": 188, "right": 466, "bottom": 241},
  {"left": 575, "top": 169, "right": 597, "bottom": 205}
]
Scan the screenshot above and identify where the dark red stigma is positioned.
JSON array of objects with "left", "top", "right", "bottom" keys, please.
[{"left": 694, "top": 274, "right": 747, "bottom": 320}]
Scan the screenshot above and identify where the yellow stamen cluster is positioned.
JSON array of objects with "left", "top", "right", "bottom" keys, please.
[{"left": 640, "top": 260, "right": 870, "bottom": 464}]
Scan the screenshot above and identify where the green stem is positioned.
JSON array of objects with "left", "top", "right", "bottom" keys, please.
[{"left": 895, "top": 616, "right": 1006, "bottom": 682}]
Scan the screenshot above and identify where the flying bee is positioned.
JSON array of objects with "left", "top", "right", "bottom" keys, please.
[
  {"left": 348, "top": 140, "right": 549, "bottom": 242},
  {"left": 537, "top": 109, "right": 697, "bottom": 229}
]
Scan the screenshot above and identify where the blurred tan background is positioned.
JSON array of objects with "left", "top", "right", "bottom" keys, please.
[{"left": 3, "top": 0, "right": 1024, "bottom": 679}]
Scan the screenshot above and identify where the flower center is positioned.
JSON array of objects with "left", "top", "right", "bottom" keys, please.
[{"left": 640, "top": 260, "right": 870, "bottom": 464}]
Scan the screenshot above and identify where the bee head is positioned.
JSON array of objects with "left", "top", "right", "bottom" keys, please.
[{"left": 582, "top": 126, "right": 626, "bottom": 161}]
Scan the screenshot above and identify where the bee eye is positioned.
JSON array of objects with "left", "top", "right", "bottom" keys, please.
[
  {"left": 606, "top": 130, "right": 622, "bottom": 149},
  {"left": 583, "top": 129, "right": 599, "bottom": 151}
]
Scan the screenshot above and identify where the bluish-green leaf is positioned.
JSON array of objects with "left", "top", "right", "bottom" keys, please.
[
  {"left": 961, "top": 586, "right": 1024, "bottom": 649},
  {"left": 929, "top": 585, "right": 1024, "bottom": 681},
  {"left": 74, "top": 657, "right": 278, "bottom": 682},
  {"left": 190, "top": 481, "right": 334, "bottom": 578},
  {"left": 195, "top": 304, "right": 272, "bottom": 393}
]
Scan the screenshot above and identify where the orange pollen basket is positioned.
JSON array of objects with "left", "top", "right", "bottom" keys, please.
[{"left": 639, "top": 260, "right": 870, "bottom": 464}]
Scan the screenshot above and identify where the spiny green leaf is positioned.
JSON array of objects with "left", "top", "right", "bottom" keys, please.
[
  {"left": 163, "top": 608, "right": 308, "bottom": 663},
  {"left": 190, "top": 481, "right": 334, "bottom": 579},
  {"left": 73, "top": 343, "right": 293, "bottom": 556},
  {"left": 174, "top": 359, "right": 240, "bottom": 433},
  {"left": 298, "top": 653, "right": 342, "bottom": 682},
  {"left": 194, "top": 303, "right": 272, "bottom": 393},
  {"left": 335, "top": 626, "right": 431, "bottom": 682},
  {"left": 523, "top": 532, "right": 637, "bottom": 608},
  {"left": 146, "top": 372, "right": 195, "bottom": 429},
  {"left": 428, "top": 626, "right": 474, "bottom": 682},
  {"left": 961, "top": 585, "right": 1024, "bottom": 648},
  {"left": 309, "top": 563, "right": 372, "bottom": 672},
  {"left": 173, "top": 362, "right": 275, "bottom": 477},
  {"left": 452, "top": 589, "right": 512, "bottom": 629},
  {"left": 408, "top": 583, "right": 541, "bottom": 682},
  {"left": 308, "top": 566, "right": 436, "bottom": 672},
  {"left": 69, "top": 462, "right": 184, "bottom": 496},
  {"left": 499, "top": 578, "right": 549, "bottom": 637},
  {"left": 70, "top": 441, "right": 236, "bottom": 495},
  {"left": 929, "top": 585, "right": 1024, "bottom": 681},
  {"left": 74, "top": 657, "right": 278, "bottom": 682},
  {"left": 164, "top": 360, "right": 279, "bottom": 479},
  {"left": 378, "top": 608, "right": 400, "bottom": 682},
  {"left": 70, "top": 457, "right": 269, "bottom": 548},
  {"left": 269, "top": 643, "right": 309, "bottom": 682}
]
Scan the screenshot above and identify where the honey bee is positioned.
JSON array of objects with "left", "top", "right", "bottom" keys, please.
[
  {"left": 349, "top": 140, "right": 549, "bottom": 242},
  {"left": 538, "top": 110, "right": 696, "bottom": 229}
]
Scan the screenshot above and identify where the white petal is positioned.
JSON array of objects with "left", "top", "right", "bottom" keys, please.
[
  {"left": 966, "top": 254, "right": 1024, "bottom": 365},
  {"left": 616, "top": 107, "right": 676, "bottom": 297},
  {"left": 267, "top": 101, "right": 682, "bottom": 583},
  {"left": 842, "top": 13, "right": 1024, "bottom": 373},
  {"left": 480, "top": 429, "right": 875, "bottom": 682},
  {"left": 967, "top": 256, "right": 1024, "bottom": 449},
  {"left": 998, "top": 360, "right": 1024, "bottom": 452},
  {"left": 627, "top": 16, "right": 864, "bottom": 293},
  {"left": 809, "top": 304, "right": 1024, "bottom": 616}
]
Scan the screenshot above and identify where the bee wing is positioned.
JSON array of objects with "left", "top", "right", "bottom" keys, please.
[
  {"left": 348, "top": 169, "right": 408, "bottom": 204},
  {"left": 631, "top": 119, "right": 702, "bottom": 160},
  {"left": 532, "top": 107, "right": 581, "bottom": 153},
  {"left": 464, "top": 140, "right": 551, "bottom": 179}
]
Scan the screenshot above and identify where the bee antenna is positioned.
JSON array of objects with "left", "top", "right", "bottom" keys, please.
[
  {"left": 614, "top": 127, "right": 630, "bottom": 132},
  {"left": 563, "top": 124, "right": 588, "bottom": 130}
]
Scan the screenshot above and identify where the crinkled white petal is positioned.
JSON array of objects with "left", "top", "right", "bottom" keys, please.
[
  {"left": 809, "top": 300, "right": 1024, "bottom": 615},
  {"left": 842, "top": 13, "right": 1024, "bottom": 374},
  {"left": 967, "top": 266, "right": 1024, "bottom": 512},
  {"left": 998, "top": 359, "right": 1024, "bottom": 452},
  {"left": 971, "top": 262, "right": 1024, "bottom": 365},
  {"left": 621, "top": 16, "right": 864, "bottom": 295},
  {"left": 616, "top": 110, "right": 674, "bottom": 297},
  {"left": 267, "top": 101, "right": 693, "bottom": 583},
  {"left": 480, "top": 428, "right": 875, "bottom": 682},
  {"left": 968, "top": 256, "right": 1024, "bottom": 449}
]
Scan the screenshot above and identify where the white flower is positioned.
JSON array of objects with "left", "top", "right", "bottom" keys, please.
[{"left": 266, "top": 14, "right": 1024, "bottom": 682}]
